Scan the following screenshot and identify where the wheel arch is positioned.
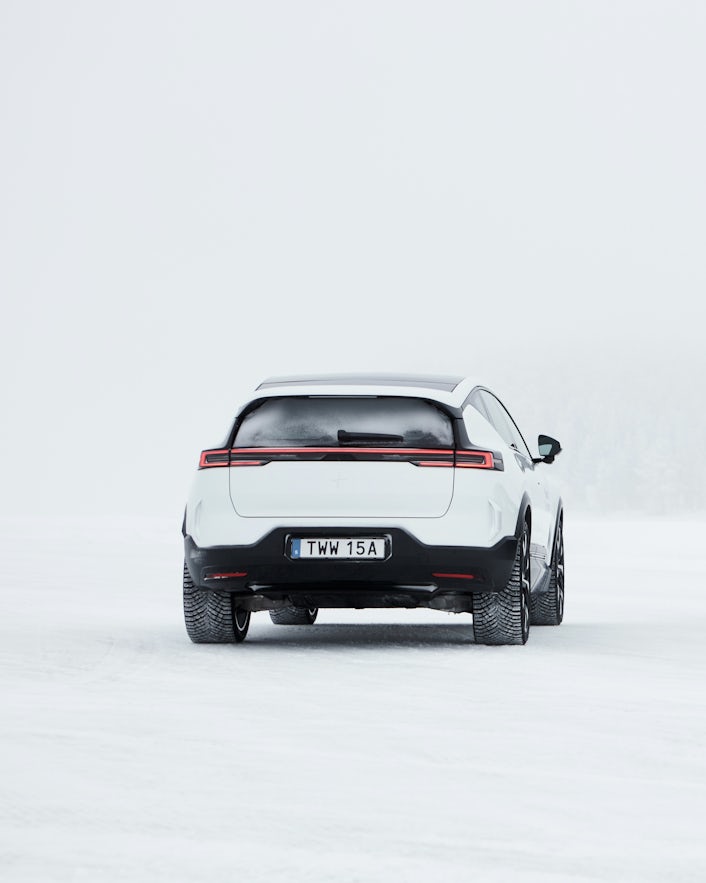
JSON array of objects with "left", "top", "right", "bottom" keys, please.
[
  {"left": 549, "top": 497, "right": 564, "bottom": 552},
  {"left": 514, "top": 493, "right": 532, "bottom": 540}
]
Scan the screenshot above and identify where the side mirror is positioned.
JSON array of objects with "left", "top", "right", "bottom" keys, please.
[{"left": 535, "top": 434, "right": 562, "bottom": 464}]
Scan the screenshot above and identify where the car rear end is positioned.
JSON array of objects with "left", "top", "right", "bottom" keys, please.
[{"left": 183, "top": 382, "right": 520, "bottom": 614}]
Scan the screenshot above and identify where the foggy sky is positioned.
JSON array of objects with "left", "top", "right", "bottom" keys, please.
[{"left": 1, "top": 1, "right": 704, "bottom": 515}]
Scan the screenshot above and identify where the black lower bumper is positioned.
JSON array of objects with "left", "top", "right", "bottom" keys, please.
[{"left": 184, "top": 527, "right": 518, "bottom": 613}]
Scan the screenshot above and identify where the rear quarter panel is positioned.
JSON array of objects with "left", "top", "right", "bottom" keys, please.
[{"left": 461, "top": 405, "right": 534, "bottom": 541}]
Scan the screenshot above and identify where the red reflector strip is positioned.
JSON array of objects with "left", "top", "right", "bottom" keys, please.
[
  {"left": 432, "top": 572, "right": 475, "bottom": 580},
  {"left": 206, "top": 572, "right": 247, "bottom": 580},
  {"left": 455, "top": 451, "right": 494, "bottom": 469},
  {"left": 230, "top": 460, "right": 266, "bottom": 467},
  {"left": 199, "top": 449, "right": 231, "bottom": 468}
]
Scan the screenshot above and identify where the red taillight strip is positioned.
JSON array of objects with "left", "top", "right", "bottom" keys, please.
[
  {"left": 414, "top": 450, "right": 497, "bottom": 468},
  {"left": 199, "top": 449, "right": 231, "bottom": 468},
  {"left": 433, "top": 572, "right": 475, "bottom": 580},
  {"left": 230, "top": 447, "right": 454, "bottom": 456},
  {"left": 200, "top": 447, "right": 498, "bottom": 468},
  {"left": 229, "top": 446, "right": 456, "bottom": 466},
  {"left": 455, "top": 451, "right": 495, "bottom": 469}
]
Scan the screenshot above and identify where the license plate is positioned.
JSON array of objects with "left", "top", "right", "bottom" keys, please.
[{"left": 290, "top": 537, "right": 386, "bottom": 560}]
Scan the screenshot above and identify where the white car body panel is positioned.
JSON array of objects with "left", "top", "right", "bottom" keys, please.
[
  {"left": 187, "top": 477, "right": 505, "bottom": 549},
  {"left": 228, "top": 461, "right": 455, "bottom": 519},
  {"left": 251, "top": 378, "right": 477, "bottom": 405}
]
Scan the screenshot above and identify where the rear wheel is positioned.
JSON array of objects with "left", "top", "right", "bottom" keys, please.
[
  {"left": 473, "top": 522, "right": 531, "bottom": 645},
  {"left": 530, "top": 514, "right": 564, "bottom": 625},
  {"left": 269, "top": 606, "right": 319, "bottom": 625},
  {"left": 183, "top": 563, "right": 250, "bottom": 643}
]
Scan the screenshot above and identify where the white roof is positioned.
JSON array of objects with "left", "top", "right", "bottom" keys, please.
[{"left": 254, "top": 374, "right": 481, "bottom": 407}]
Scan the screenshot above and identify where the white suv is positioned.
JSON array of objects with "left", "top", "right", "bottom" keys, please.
[{"left": 182, "top": 374, "right": 564, "bottom": 645}]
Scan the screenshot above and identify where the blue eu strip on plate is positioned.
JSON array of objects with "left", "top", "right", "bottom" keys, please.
[{"left": 291, "top": 539, "right": 301, "bottom": 558}]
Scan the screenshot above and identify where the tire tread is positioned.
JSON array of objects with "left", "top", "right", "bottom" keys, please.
[
  {"left": 530, "top": 517, "right": 564, "bottom": 626},
  {"left": 269, "top": 606, "right": 318, "bottom": 625},
  {"left": 183, "top": 563, "right": 243, "bottom": 643},
  {"left": 473, "top": 529, "right": 528, "bottom": 645}
]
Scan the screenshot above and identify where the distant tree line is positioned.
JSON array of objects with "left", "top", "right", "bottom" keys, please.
[{"left": 488, "top": 342, "right": 703, "bottom": 517}]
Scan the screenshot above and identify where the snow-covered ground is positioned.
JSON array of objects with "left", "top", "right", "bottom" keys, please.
[{"left": 1, "top": 515, "right": 705, "bottom": 882}]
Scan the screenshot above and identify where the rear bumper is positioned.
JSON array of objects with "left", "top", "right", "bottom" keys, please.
[{"left": 184, "top": 527, "right": 518, "bottom": 612}]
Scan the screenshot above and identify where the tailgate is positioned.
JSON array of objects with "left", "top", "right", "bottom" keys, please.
[{"left": 229, "top": 458, "right": 454, "bottom": 518}]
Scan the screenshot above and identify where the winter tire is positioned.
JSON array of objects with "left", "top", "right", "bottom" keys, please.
[
  {"left": 183, "top": 563, "right": 250, "bottom": 643},
  {"left": 473, "top": 521, "right": 531, "bottom": 645},
  {"left": 269, "top": 606, "right": 319, "bottom": 625},
  {"left": 530, "top": 513, "right": 565, "bottom": 626}
]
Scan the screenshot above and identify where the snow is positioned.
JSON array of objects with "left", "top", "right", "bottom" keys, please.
[{"left": 2, "top": 515, "right": 705, "bottom": 882}]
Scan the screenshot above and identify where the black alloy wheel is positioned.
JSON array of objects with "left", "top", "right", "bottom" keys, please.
[{"left": 232, "top": 606, "right": 251, "bottom": 641}]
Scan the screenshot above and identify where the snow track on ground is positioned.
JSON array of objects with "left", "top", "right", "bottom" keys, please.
[{"left": 1, "top": 516, "right": 705, "bottom": 882}]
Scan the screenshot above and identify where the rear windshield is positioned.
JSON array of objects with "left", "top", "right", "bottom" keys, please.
[{"left": 234, "top": 397, "right": 454, "bottom": 448}]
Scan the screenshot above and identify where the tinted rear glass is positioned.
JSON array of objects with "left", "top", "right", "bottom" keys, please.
[{"left": 235, "top": 397, "right": 454, "bottom": 448}]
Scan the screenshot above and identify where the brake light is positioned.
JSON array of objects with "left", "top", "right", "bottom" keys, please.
[
  {"left": 455, "top": 451, "right": 495, "bottom": 469},
  {"left": 198, "top": 447, "right": 499, "bottom": 468},
  {"left": 413, "top": 450, "right": 497, "bottom": 468},
  {"left": 199, "top": 449, "right": 230, "bottom": 468}
]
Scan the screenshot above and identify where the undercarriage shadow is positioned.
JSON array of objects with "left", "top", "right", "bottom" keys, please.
[{"left": 248, "top": 620, "right": 477, "bottom": 648}]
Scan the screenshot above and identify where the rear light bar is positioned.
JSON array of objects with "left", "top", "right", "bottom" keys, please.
[
  {"left": 199, "top": 450, "right": 268, "bottom": 469},
  {"left": 199, "top": 447, "right": 502, "bottom": 469},
  {"left": 455, "top": 451, "right": 496, "bottom": 469},
  {"left": 199, "top": 449, "right": 230, "bottom": 468},
  {"left": 411, "top": 450, "right": 501, "bottom": 470}
]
